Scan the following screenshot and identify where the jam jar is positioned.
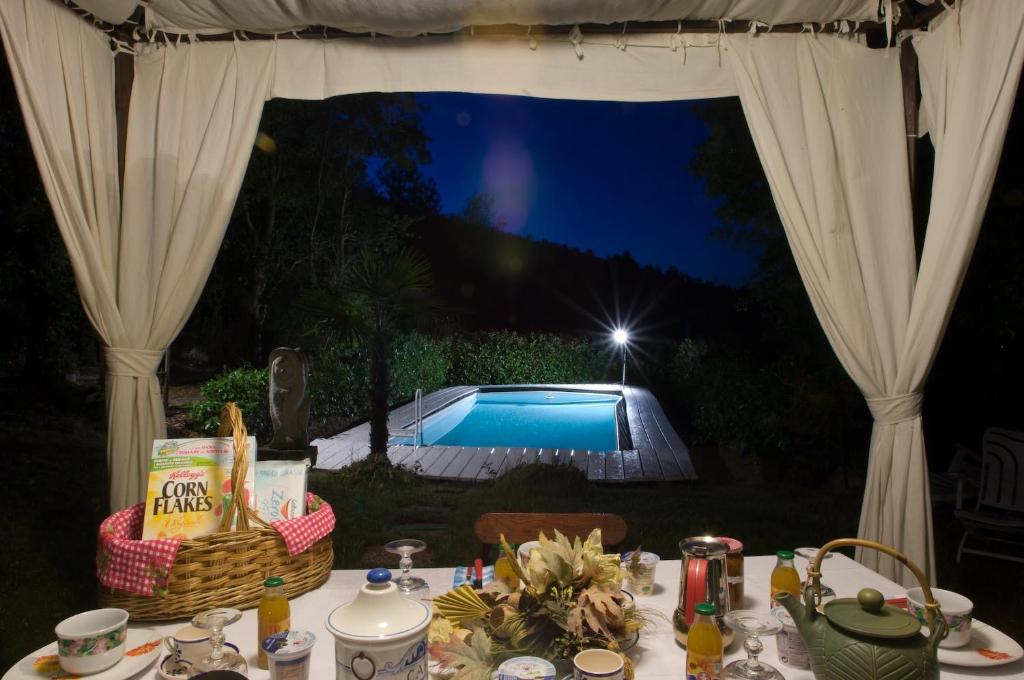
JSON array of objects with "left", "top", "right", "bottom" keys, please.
[{"left": 715, "top": 536, "right": 744, "bottom": 609}]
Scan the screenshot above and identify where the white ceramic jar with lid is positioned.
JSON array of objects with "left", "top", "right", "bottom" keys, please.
[{"left": 326, "top": 568, "right": 431, "bottom": 680}]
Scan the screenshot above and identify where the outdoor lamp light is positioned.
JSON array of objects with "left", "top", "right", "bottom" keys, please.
[{"left": 613, "top": 328, "right": 629, "bottom": 386}]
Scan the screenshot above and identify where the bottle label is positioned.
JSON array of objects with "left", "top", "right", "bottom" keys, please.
[{"left": 686, "top": 652, "right": 721, "bottom": 680}]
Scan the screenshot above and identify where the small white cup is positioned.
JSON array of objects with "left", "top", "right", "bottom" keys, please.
[
  {"left": 906, "top": 587, "right": 974, "bottom": 649},
  {"left": 55, "top": 608, "right": 129, "bottom": 675},
  {"left": 518, "top": 541, "right": 541, "bottom": 569},
  {"left": 163, "top": 624, "right": 213, "bottom": 667},
  {"left": 573, "top": 649, "right": 624, "bottom": 680}
]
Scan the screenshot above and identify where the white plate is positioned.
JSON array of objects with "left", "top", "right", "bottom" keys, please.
[
  {"left": 936, "top": 618, "right": 1023, "bottom": 668},
  {"left": 3, "top": 627, "right": 161, "bottom": 680}
]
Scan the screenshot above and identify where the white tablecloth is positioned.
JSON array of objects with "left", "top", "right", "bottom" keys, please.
[{"left": 133, "top": 554, "right": 1021, "bottom": 679}]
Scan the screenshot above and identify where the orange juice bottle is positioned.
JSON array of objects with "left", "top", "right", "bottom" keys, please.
[
  {"left": 685, "top": 603, "right": 723, "bottom": 679},
  {"left": 769, "top": 549, "right": 801, "bottom": 608},
  {"left": 494, "top": 548, "right": 521, "bottom": 590},
  {"left": 257, "top": 576, "right": 290, "bottom": 669}
]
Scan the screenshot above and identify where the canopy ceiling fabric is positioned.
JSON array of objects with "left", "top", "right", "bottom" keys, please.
[
  {"left": 265, "top": 32, "right": 737, "bottom": 102},
  {"left": 73, "top": 0, "right": 882, "bottom": 35}
]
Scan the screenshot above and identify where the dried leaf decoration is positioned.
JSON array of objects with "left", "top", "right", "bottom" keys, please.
[
  {"left": 577, "top": 586, "right": 624, "bottom": 639},
  {"left": 430, "top": 527, "right": 651, "bottom": 673},
  {"left": 434, "top": 585, "right": 491, "bottom": 626},
  {"left": 446, "top": 628, "right": 494, "bottom": 680}
]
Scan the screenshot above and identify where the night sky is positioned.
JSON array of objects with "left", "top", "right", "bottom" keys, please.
[{"left": 416, "top": 93, "right": 758, "bottom": 287}]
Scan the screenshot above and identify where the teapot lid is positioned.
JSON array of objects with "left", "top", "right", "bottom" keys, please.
[
  {"left": 823, "top": 588, "right": 921, "bottom": 639},
  {"left": 326, "top": 568, "right": 431, "bottom": 640}
]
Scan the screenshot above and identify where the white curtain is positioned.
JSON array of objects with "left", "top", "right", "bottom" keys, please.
[
  {"left": 726, "top": 0, "right": 1024, "bottom": 585},
  {"left": 0, "top": 0, "right": 275, "bottom": 509},
  {"left": 725, "top": 32, "right": 926, "bottom": 583},
  {"left": 107, "top": 40, "right": 274, "bottom": 508}
]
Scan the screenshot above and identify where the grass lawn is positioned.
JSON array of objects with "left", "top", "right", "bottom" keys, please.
[{"left": 2, "top": 395, "right": 1021, "bottom": 672}]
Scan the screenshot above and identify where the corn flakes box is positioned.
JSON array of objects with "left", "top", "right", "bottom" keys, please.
[{"left": 141, "top": 437, "right": 257, "bottom": 540}]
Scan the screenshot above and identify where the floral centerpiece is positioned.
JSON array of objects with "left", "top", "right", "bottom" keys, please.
[{"left": 428, "top": 529, "right": 650, "bottom": 679}]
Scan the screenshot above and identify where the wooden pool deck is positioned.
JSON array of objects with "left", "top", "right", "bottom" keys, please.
[{"left": 311, "top": 384, "right": 697, "bottom": 482}]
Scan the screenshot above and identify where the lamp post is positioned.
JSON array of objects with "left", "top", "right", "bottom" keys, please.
[{"left": 613, "top": 328, "right": 628, "bottom": 386}]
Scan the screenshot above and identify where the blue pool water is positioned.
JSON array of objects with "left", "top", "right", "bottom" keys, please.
[{"left": 407, "top": 390, "right": 621, "bottom": 451}]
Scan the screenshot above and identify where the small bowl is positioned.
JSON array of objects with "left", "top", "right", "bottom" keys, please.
[
  {"left": 55, "top": 608, "right": 130, "bottom": 675},
  {"left": 905, "top": 587, "right": 973, "bottom": 649}
]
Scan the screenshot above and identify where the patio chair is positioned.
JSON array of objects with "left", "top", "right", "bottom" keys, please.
[
  {"left": 473, "top": 512, "right": 628, "bottom": 558},
  {"left": 930, "top": 442, "right": 981, "bottom": 506},
  {"left": 955, "top": 427, "right": 1024, "bottom": 564}
]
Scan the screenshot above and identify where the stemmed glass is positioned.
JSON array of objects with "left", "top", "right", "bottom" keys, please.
[
  {"left": 190, "top": 607, "right": 247, "bottom": 676},
  {"left": 722, "top": 610, "right": 785, "bottom": 680},
  {"left": 385, "top": 538, "right": 429, "bottom": 598}
]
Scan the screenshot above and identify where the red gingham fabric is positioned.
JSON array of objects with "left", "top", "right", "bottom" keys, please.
[
  {"left": 96, "top": 503, "right": 180, "bottom": 597},
  {"left": 272, "top": 493, "right": 336, "bottom": 556},
  {"left": 97, "top": 494, "right": 334, "bottom": 596}
]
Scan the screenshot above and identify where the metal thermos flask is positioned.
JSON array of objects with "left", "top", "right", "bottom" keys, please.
[{"left": 673, "top": 536, "right": 733, "bottom": 647}]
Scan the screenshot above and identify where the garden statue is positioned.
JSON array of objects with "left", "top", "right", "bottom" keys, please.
[{"left": 261, "top": 347, "right": 318, "bottom": 465}]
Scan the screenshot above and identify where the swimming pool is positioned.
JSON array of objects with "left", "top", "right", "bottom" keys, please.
[{"left": 392, "top": 388, "right": 629, "bottom": 451}]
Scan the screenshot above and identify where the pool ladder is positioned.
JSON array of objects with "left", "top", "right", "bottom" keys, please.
[
  {"left": 413, "top": 388, "right": 423, "bottom": 447},
  {"left": 393, "top": 389, "right": 424, "bottom": 446}
]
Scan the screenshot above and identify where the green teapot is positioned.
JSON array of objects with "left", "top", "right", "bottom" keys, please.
[{"left": 775, "top": 538, "right": 948, "bottom": 680}]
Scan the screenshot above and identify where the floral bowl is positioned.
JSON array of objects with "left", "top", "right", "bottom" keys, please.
[
  {"left": 55, "top": 608, "right": 129, "bottom": 675},
  {"left": 906, "top": 587, "right": 973, "bottom": 649}
]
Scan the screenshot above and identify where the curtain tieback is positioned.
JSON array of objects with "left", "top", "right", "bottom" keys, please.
[
  {"left": 866, "top": 392, "right": 923, "bottom": 425},
  {"left": 105, "top": 347, "right": 165, "bottom": 378}
]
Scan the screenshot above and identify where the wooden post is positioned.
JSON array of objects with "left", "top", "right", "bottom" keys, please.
[
  {"left": 114, "top": 51, "right": 133, "bottom": 194},
  {"left": 900, "top": 41, "right": 919, "bottom": 217}
]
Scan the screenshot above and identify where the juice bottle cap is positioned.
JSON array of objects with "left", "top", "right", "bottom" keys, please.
[
  {"left": 776, "top": 550, "right": 795, "bottom": 560},
  {"left": 694, "top": 603, "right": 716, "bottom": 616},
  {"left": 264, "top": 576, "right": 285, "bottom": 587}
]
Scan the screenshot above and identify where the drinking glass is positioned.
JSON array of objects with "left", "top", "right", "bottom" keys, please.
[
  {"left": 385, "top": 538, "right": 429, "bottom": 598},
  {"left": 190, "top": 608, "right": 247, "bottom": 676},
  {"left": 722, "top": 610, "right": 785, "bottom": 680}
]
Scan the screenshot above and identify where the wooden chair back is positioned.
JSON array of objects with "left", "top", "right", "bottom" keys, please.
[{"left": 473, "top": 512, "right": 628, "bottom": 558}]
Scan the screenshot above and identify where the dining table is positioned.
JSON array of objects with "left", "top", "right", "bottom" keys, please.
[{"left": 13, "top": 553, "right": 1023, "bottom": 680}]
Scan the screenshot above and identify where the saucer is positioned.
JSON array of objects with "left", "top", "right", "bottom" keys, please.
[
  {"left": 2, "top": 627, "right": 161, "bottom": 680},
  {"left": 936, "top": 618, "right": 1023, "bottom": 667},
  {"left": 158, "top": 643, "right": 240, "bottom": 679}
]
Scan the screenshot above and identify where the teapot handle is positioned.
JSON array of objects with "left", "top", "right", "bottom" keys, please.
[{"left": 806, "top": 539, "right": 945, "bottom": 635}]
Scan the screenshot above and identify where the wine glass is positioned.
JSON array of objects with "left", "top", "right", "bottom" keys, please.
[
  {"left": 190, "top": 608, "right": 247, "bottom": 676},
  {"left": 722, "top": 610, "right": 785, "bottom": 680},
  {"left": 385, "top": 538, "right": 429, "bottom": 598}
]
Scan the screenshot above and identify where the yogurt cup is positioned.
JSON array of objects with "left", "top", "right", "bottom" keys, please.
[
  {"left": 772, "top": 606, "right": 810, "bottom": 669},
  {"left": 262, "top": 630, "right": 316, "bottom": 680},
  {"left": 497, "top": 656, "right": 556, "bottom": 680},
  {"left": 621, "top": 551, "right": 659, "bottom": 596}
]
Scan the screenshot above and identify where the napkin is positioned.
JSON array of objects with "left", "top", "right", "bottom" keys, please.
[{"left": 452, "top": 565, "right": 494, "bottom": 588}]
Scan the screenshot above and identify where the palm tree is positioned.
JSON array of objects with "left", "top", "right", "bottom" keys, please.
[{"left": 305, "top": 247, "right": 436, "bottom": 468}]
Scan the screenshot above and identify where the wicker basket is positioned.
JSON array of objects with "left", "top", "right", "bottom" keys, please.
[{"left": 100, "top": 403, "right": 333, "bottom": 621}]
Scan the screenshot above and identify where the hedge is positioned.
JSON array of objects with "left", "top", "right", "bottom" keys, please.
[{"left": 190, "top": 331, "right": 610, "bottom": 437}]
